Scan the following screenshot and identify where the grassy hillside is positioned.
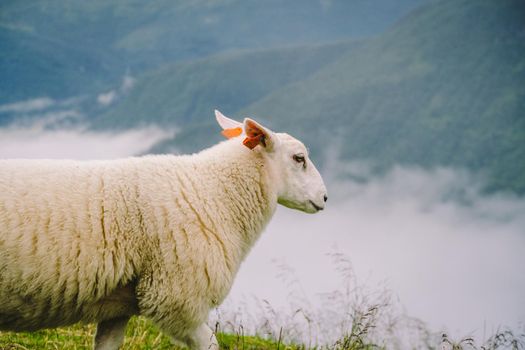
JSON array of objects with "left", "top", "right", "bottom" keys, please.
[
  {"left": 0, "top": 317, "right": 300, "bottom": 350},
  {"left": 0, "top": 314, "right": 520, "bottom": 349},
  {"left": 101, "top": 0, "right": 525, "bottom": 194}
]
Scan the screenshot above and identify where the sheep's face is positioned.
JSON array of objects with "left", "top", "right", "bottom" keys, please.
[
  {"left": 215, "top": 110, "right": 327, "bottom": 214},
  {"left": 270, "top": 133, "right": 327, "bottom": 214}
]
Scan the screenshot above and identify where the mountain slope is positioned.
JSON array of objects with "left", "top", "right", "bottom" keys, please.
[
  {"left": 132, "top": 0, "right": 524, "bottom": 194},
  {"left": 239, "top": 0, "right": 525, "bottom": 193},
  {"left": 0, "top": 0, "right": 429, "bottom": 104},
  {"left": 94, "top": 40, "right": 358, "bottom": 132},
  {"left": 0, "top": 25, "right": 120, "bottom": 103}
]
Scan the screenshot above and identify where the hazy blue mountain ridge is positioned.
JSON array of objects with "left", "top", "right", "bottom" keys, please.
[
  {"left": 0, "top": 0, "right": 430, "bottom": 104},
  {"left": 0, "top": 25, "right": 120, "bottom": 103}
]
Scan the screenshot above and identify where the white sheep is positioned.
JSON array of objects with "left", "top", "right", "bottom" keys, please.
[{"left": 0, "top": 110, "right": 327, "bottom": 350}]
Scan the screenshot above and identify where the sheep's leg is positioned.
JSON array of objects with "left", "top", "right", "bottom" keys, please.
[
  {"left": 184, "top": 323, "right": 219, "bottom": 350},
  {"left": 94, "top": 317, "right": 129, "bottom": 350}
]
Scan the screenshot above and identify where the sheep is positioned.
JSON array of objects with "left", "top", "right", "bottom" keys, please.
[{"left": 0, "top": 110, "right": 328, "bottom": 350}]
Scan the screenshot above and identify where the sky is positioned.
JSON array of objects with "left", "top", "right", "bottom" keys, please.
[{"left": 0, "top": 120, "right": 524, "bottom": 347}]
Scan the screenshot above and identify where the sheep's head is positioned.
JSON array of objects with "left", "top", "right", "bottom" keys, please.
[{"left": 216, "top": 110, "right": 327, "bottom": 214}]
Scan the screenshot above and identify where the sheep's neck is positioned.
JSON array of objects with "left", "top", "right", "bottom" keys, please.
[
  {"left": 172, "top": 149, "right": 277, "bottom": 306},
  {"left": 209, "top": 151, "right": 277, "bottom": 265}
]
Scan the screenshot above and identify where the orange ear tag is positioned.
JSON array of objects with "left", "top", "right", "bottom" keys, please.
[
  {"left": 221, "top": 127, "right": 242, "bottom": 139},
  {"left": 243, "top": 134, "right": 264, "bottom": 149}
]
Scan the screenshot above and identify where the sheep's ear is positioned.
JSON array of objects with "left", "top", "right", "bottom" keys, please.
[
  {"left": 243, "top": 118, "right": 274, "bottom": 151},
  {"left": 215, "top": 109, "right": 243, "bottom": 139}
]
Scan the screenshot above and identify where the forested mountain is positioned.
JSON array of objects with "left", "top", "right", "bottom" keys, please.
[
  {"left": 242, "top": 0, "right": 525, "bottom": 193},
  {"left": 94, "top": 41, "right": 359, "bottom": 130},
  {"left": 97, "top": 0, "right": 525, "bottom": 194},
  {"left": 0, "top": 0, "right": 428, "bottom": 103}
]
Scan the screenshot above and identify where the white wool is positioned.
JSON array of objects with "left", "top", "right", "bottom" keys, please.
[{"left": 0, "top": 138, "right": 277, "bottom": 343}]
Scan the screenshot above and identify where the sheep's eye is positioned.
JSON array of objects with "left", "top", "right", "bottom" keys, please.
[{"left": 293, "top": 154, "right": 306, "bottom": 167}]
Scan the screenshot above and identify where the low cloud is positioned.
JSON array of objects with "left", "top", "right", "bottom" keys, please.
[
  {"left": 121, "top": 74, "right": 136, "bottom": 92},
  {"left": 97, "top": 74, "right": 136, "bottom": 107},
  {"left": 0, "top": 121, "right": 173, "bottom": 159},
  {"left": 0, "top": 97, "right": 55, "bottom": 114},
  {"left": 97, "top": 90, "right": 117, "bottom": 106},
  {"left": 222, "top": 163, "right": 525, "bottom": 345}
]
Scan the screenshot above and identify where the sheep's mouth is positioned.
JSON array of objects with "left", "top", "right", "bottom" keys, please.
[{"left": 309, "top": 200, "right": 324, "bottom": 212}]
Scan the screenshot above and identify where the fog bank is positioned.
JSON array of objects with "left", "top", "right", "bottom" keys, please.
[
  {"left": 0, "top": 122, "right": 173, "bottom": 159},
  {"left": 222, "top": 164, "right": 525, "bottom": 344}
]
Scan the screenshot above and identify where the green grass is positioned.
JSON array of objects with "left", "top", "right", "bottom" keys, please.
[
  {"left": 0, "top": 253, "right": 522, "bottom": 350},
  {"left": 0, "top": 317, "right": 300, "bottom": 350},
  {"left": 0, "top": 323, "right": 94, "bottom": 349}
]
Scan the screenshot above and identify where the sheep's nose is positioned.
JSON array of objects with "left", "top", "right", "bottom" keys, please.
[{"left": 324, "top": 194, "right": 328, "bottom": 203}]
